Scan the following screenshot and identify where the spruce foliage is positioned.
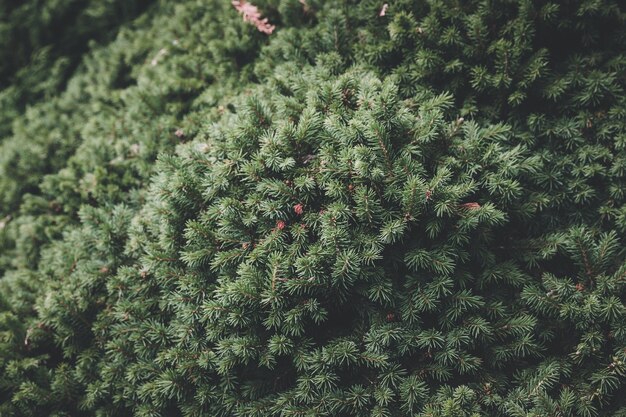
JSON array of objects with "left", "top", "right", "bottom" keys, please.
[{"left": 1, "top": 1, "right": 625, "bottom": 416}]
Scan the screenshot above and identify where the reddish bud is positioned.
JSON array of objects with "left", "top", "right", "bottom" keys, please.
[
  {"left": 276, "top": 220, "right": 286, "bottom": 230},
  {"left": 294, "top": 203, "right": 304, "bottom": 215},
  {"left": 232, "top": 0, "right": 275, "bottom": 35},
  {"left": 425, "top": 190, "right": 432, "bottom": 201},
  {"left": 575, "top": 283, "right": 585, "bottom": 292},
  {"left": 386, "top": 312, "right": 395, "bottom": 322},
  {"left": 460, "top": 202, "right": 481, "bottom": 210},
  {"left": 175, "top": 128, "right": 185, "bottom": 138}
]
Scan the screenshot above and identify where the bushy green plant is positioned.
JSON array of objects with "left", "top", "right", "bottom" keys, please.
[{"left": 1, "top": 1, "right": 625, "bottom": 416}]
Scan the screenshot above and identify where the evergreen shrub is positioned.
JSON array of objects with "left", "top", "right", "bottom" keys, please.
[{"left": 0, "top": 1, "right": 625, "bottom": 416}]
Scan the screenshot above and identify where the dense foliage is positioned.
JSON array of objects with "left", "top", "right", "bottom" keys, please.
[
  {"left": 1, "top": 1, "right": 625, "bottom": 416},
  {"left": 0, "top": 0, "right": 153, "bottom": 137}
]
